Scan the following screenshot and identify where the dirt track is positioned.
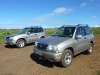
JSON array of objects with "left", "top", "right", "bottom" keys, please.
[{"left": 0, "top": 35, "right": 100, "bottom": 75}]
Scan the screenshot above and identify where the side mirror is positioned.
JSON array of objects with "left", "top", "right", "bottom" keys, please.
[
  {"left": 27, "top": 32, "right": 30, "bottom": 35},
  {"left": 76, "top": 35, "right": 82, "bottom": 39}
]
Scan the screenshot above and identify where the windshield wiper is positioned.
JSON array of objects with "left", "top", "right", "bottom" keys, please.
[
  {"left": 51, "top": 34, "right": 69, "bottom": 37},
  {"left": 57, "top": 35, "right": 64, "bottom": 37},
  {"left": 51, "top": 35, "right": 55, "bottom": 36}
]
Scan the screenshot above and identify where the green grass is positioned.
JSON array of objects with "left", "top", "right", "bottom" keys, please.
[
  {"left": 45, "top": 27, "right": 100, "bottom": 34},
  {"left": 0, "top": 27, "right": 100, "bottom": 43},
  {"left": 97, "top": 71, "right": 100, "bottom": 75},
  {"left": 0, "top": 29, "right": 19, "bottom": 43},
  {"left": 44, "top": 28, "right": 57, "bottom": 35},
  {"left": 0, "top": 28, "right": 57, "bottom": 43},
  {"left": 92, "top": 27, "right": 100, "bottom": 34}
]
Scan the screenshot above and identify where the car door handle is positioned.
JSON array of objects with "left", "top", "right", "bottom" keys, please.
[{"left": 84, "top": 37, "right": 86, "bottom": 39}]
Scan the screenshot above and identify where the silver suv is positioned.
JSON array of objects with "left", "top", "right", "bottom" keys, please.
[
  {"left": 5, "top": 26, "right": 46, "bottom": 48},
  {"left": 33, "top": 24, "right": 94, "bottom": 67}
]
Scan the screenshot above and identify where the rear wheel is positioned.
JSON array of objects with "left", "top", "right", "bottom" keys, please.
[
  {"left": 40, "top": 36, "right": 45, "bottom": 39},
  {"left": 85, "top": 43, "right": 93, "bottom": 54},
  {"left": 60, "top": 49, "right": 73, "bottom": 67},
  {"left": 16, "top": 39, "right": 25, "bottom": 48}
]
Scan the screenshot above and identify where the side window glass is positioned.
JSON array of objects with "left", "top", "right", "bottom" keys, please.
[
  {"left": 76, "top": 27, "right": 85, "bottom": 36},
  {"left": 28, "top": 28, "right": 35, "bottom": 34},
  {"left": 64, "top": 27, "right": 75, "bottom": 37},
  {"left": 36, "top": 28, "right": 43, "bottom": 33},
  {"left": 85, "top": 27, "right": 92, "bottom": 35}
]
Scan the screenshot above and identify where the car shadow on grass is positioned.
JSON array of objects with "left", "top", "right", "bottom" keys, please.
[
  {"left": 30, "top": 53, "right": 62, "bottom": 68},
  {"left": 5, "top": 42, "right": 35, "bottom": 49}
]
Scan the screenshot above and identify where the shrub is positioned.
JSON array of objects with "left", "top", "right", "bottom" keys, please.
[
  {"left": 0, "top": 29, "right": 19, "bottom": 43},
  {"left": 92, "top": 27, "right": 100, "bottom": 34},
  {"left": 97, "top": 70, "right": 100, "bottom": 75}
]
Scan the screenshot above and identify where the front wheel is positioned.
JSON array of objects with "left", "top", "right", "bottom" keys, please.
[
  {"left": 16, "top": 39, "right": 25, "bottom": 48},
  {"left": 60, "top": 49, "right": 73, "bottom": 67}
]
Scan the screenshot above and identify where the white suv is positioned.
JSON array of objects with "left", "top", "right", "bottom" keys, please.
[{"left": 5, "top": 26, "right": 46, "bottom": 48}]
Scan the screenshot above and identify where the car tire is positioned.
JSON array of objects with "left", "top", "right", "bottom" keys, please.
[
  {"left": 85, "top": 43, "right": 93, "bottom": 54},
  {"left": 60, "top": 49, "right": 73, "bottom": 67},
  {"left": 16, "top": 39, "right": 25, "bottom": 48},
  {"left": 40, "top": 36, "right": 45, "bottom": 39}
]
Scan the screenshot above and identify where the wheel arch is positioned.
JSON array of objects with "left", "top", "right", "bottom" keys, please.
[
  {"left": 39, "top": 36, "right": 45, "bottom": 38},
  {"left": 16, "top": 38, "right": 26, "bottom": 44},
  {"left": 65, "top": 47, "right": 74, "bottom": 55},
  {"left": 90, "top": 41, "right": 94, "bottom": 45}
]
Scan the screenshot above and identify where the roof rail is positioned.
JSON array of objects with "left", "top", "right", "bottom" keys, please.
[
  {"left": 62, "top": 25, "right": 73, "bottom": 27},
  {"left": 62, "top": 25, "right": 66, "bottom": 27},
  {"left": 77, "top": 24, "right": 88, "bottom": 26},
  {"left": 31, "top": 26, "right": 42, "bottom": 28}
]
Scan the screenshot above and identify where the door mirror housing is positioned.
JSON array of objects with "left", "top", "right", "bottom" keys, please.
[
  {"left": 76, "top": 35, "right": 82, "bottom": 39},
  {"left": 27, "top": 32, "right": 30, "bottom": 35}
]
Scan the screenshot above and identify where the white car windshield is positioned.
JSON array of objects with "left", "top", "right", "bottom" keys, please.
[
  {"left": 18, "top": 28, "right": 29, "bottom": 34},
  {"left": 52, "top": 27, "right": 75, "bottom": 37}
]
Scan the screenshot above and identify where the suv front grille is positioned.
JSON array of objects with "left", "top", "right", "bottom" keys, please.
[{"left": 37, "top": 43, "right": 48, "bottom": 50}]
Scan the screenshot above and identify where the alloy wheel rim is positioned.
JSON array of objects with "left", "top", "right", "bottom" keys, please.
[
  {"left": 64, "top": 53, "right": 72, "bottom": 65},
  {"left": 89, "top": 45, "right": 93, "bottom": 53},
  {"left": 18, "top": 41, "right": 24, "bottom": 47}
]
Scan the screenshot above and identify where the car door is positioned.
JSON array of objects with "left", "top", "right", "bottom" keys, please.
[
  {"left": 34, "top": 28, "right": 44, "bottom": 40},
  {"left": 84, "top": 26, "right": 93, "bottom": 46},
  {"left": 74, "top": 27, "right": 88, "bottom": 54},
  {"left": 27, "top": 28, "right": 37, "bottom": 43}
]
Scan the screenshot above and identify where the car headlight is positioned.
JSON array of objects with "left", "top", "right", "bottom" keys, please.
[
  {"left": 35, "top": 41, "right": 38, "bottom": 47},
  {"left": 47, "top": 45, "right": 58, "bottom": 53},
  {"left": 9, "top": 37, "right": 14, "bottom": 40}
]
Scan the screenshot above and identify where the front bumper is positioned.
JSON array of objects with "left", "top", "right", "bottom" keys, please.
[
  {"left": 34, "top": 46, "right": 62, "bottom": 62},
  {"left": 5, "top": 39, "right": 16, "bottom": 45}
]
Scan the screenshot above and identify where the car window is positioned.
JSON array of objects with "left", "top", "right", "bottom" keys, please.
[
  {"left": 52, "top": 27, "right": 75, "bottom": 37},
  {"left": 28, "top": 28, "right": 35, "bottom": 34},
  {"left": 35, "top": 28, "right": 43, "bottom": 33},
  {"left": 55, "top": 27, "right": 64, "bottom": 35},
  {"left": 85, "top": 27, "right": 92, "bottom": 35},
  {"left": 18, "top": 28, "right": 29, "bottom": 34},
  {"left": 64, "top": 27, "right": 75, "bottom": 37},
  {"left": 76, "top": 27, "right": 85, "bottom": 36}
]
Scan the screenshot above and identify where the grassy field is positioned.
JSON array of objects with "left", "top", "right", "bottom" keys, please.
[
  {"left": 0, "top": 28, "right": 58, "bottom": 43},
  {"left": 92, "top": 27, "right": 100, "bottom": 34},
  {"left": 0, "top": 27, "right": 100, "bottom": 43},
  {"left": 0, "top": 29, "right": 19, "bottom": 43},
  {"left": 97, "top": 71, "right": 100, "bottom": 75}
]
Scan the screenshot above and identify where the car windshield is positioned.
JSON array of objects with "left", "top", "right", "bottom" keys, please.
[
  {"left": 52, "top": 27, "right": 75, "bottom": 38},
  {"left": 18, "top": 28, "right": 29, "bottom": 34}
]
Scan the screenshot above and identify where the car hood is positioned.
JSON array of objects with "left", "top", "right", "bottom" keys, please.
[
  {"left": 38, "top": 36, "right": 71, "bottom": 45},
  {"left": 6, "top": 34, "right": 20, "bottom": 37}
]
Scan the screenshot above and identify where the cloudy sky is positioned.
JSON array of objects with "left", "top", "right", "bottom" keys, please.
[{"left": 0, "top": 0, "right": 100, "bottom": 29}]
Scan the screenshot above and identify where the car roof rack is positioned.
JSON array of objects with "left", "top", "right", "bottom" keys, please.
[
  {"left": 77, "top": 24, "right": 88, "bottom": 26},
  {"left": 62, "top": 25, "right": 66, "bottom": 27},
  {"left": 62, "top": 25, "right": 74, "bottom": 27},
  {"left": 31, "top": 26, "right": 42, "bottom": 28},
  {"left": 61, "top": 24, "right": 89, "bottom": 28}
]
